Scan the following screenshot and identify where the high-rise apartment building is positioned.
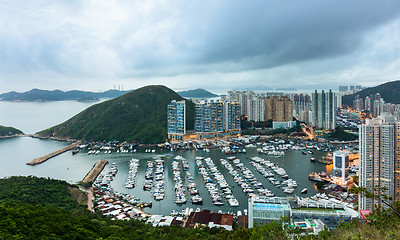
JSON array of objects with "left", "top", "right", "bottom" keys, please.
[
  {"left": 293, "top": 94, "right": 311, "bottom": 123},
  {"left": 167, "top": 100, "right": 186, "bottom": 140},
  {"left": 195, "top": 100, "right": 224, "bottom": 133},
  {"left": 247, "top": 97, "right": 265, "bottom": 122},
  {"left": 365, "top": 96, "right": 371, "bottom": 111},
  {"left": 359, "top": 114, "right": 400, "bottom": 210},
  {"left": 224, "top": 101, "right": 241, "bottom": 131},
  {"left": 264, "top": 96, "right": 293, "bottom": 122},
  {"left": 311, "top": 90, "right": 336, "bottom": 130}
]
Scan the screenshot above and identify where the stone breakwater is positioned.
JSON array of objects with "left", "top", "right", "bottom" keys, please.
[
  {"left": 26, "top": 140, "right": 82, "bottom": 165},
  {"left": 82, "top": 159, "right": 109, "bottom": 184}
]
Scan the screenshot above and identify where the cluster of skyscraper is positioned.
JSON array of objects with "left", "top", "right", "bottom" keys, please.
[
  {"left": 167, "top": 100, "right": 241, "bottom": 141},
  {"left": 226, "top": 90, "right": 294, "bottom": 128},
  {"left": 225, "top": 89, "right": 340, "bottom": 130}
]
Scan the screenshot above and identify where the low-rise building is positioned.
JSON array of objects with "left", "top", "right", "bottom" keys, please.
[{"left": 248, "top": 196, "right": 359, "bottom": 229}]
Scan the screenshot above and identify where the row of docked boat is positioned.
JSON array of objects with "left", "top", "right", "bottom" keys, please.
[
  {"left": 220, "top": 146, "right": 247, "bottom": 155},
  {"left": 180, "top": 157, "right": 203, "bottom": 205},
  {"left": 172, "top": 156, "right": 188, "bottom": 204},
  {"left": 124, "top": 159, "right": 139, "bottom": 189},
  {"left": 221, "top": 157, "right": 274, "bottom": 198},
  {"left": 249, "top": 157, "right": 304, "bottom": 194},
  {"left": 94, "top": 162, "right": 118, "bottom": 187},
  {"left": 152, "top": 158, "right": 166, "bottom": 200},
  {"left": 143, "top": 160, "right": 154, "bottom": 191},
  {"left": 256, "top": 148, "right": 285, "bottom": 156},
  {"left": 196, "top": 157, "right": 238, "bottom": 207}
]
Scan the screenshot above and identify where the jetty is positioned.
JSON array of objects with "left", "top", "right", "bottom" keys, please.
[
  {"left": 26, "top": 140, "right": 83, "bottom": 165},
  {"left": 82, "top": 159, "right": 109, "bottom": 184}
]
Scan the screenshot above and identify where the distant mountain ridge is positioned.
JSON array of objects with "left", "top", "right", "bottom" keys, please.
[
  {"left": 342, "top": 80, "right": 400, "bottom": 106},
  {"left": 36, "top": 85, "right": 195, "bottom": 144},
  {"left": 177, "top": 88, "right": 218, "bottom": 98},
  {"left": 0, "top": 89, "right": 130, "bottom": 101}
]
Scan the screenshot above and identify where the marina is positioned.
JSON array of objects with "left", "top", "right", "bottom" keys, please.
[{"left": 0, "top": 136, "right": 358, "bottom": 216}]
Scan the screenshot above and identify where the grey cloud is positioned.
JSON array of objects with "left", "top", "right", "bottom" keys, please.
[{"left": 117, "top": 0, "right": 400, "bottom": 77}]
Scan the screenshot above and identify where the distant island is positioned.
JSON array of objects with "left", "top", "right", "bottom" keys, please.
[
  {"left": 0, "top": 89, "right": 130, "bottom": 102},
  {"left": 342, "top": 80, "right": 400, "bottom": 106},
  {"left": 177, "top": 88, "right": 218, "bottom": 98},
  {"left": 36, "top": 85, "right": 195, "bottom": 144},
  {"left": 275, "top": 88, "right": 297, "bottom": 91},
  {"left": 0, "top": 125, "right": 23, "bottom": 137}
]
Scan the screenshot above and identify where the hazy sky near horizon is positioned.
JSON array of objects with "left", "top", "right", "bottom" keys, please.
[{"left": 1, "top": 0, "right": 400, "bottom": 93}]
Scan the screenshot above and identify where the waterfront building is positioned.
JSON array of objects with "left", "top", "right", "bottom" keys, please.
[
  {"left": 311, "top": 90, "right": 336, "bottom": 130},
  {"left": 264, "top": 96, "right": 293, "bottom": 122},
  {"left": 195, "top": 100, "right": 224, "bottom": 133},
  {"left": 193, "top": 100, "right": 241, "bottom": 139},
  {"left": 167, "top": 100, "right": 186, "bottom": 141},
  {"left": 248, "top": 196, "right": 291, "bottom": 227},
  {"left": 359, "top": 114, "right": 400, "bottom": 210},
  {"left": 248, "top": 196, "right": 358, "bottom": 229},
  {"left": 224, "top": 101, "right": 241, "bottom": 131},
  {"left": 333, "top": 151, "right": 349, "bottom": 181}
]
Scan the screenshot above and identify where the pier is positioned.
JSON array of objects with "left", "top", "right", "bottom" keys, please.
[
  {"left": 26, "top": 140, "right": 83, "bottom": 165},
  {"left": 82, "top": 159, "right": 109, "bottom": 184}
]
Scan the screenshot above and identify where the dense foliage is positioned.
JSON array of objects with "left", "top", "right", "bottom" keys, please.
[
  {"left": 0, "top": 176, "right": 79, "bottom": 210},
  {"left": 241, "top": 120, "right": 301, "bottom": 136},
  {"left": 177, "top": 88, "right": 218, "bottom": 98},
  {"left": 327, "top": 126, "right": 358, "bottom": 141},
  {"left": 1, "top": 176, "right": 400, "bottom": 239},
  {"left": 37, "top": 85, "right": 195, "bottom": 144},
  {"left": 0, "top": 88, "right": 129, "bottom": 101},
  {"left": 342, "top": 80, "right": 400, "bottom": 106},
  {"left": 0, "top": 125, "right": 23, "bottom": 137}
]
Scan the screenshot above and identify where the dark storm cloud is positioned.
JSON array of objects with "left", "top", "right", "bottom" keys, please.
[
  {"left": 119, "top": 0, "right": 400, "bottom": 76},
  {"left": 0, "top": 0, "right": 400, "bottom": 90}
]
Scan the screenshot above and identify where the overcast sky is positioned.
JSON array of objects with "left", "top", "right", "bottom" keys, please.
[{"left": 1, "top": 0, "right": 400, "bottom": 93}]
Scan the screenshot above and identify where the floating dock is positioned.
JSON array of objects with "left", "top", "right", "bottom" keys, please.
[
  {"left": 82, "top": 159, "right": 108, "bottom": 184},
  {"left": 26, "top": 140, "right": 83, "bottom": 165}
]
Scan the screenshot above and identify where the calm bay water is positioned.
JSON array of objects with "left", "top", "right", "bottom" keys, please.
[
  {"left": 0, "top": 101, "right": 345, "bottom": 215},
  {"left": 0, "top": 100, "right": 100, "bottom": 134}
]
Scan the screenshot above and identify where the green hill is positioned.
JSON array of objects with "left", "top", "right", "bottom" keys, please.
[
  {"left": 0, "top": 125, "right": 23, "bottom": 137},
  {"left": 177, "top": 88, "right": 218, "bottom": 98},
  {"left": 36, "top": 85, "right": 194, "bottom": 144},
  {"left": 0, "top": 176, "right": 82, "bottom": 210},
  {"left": 342, "top": 80, "right": 400, "bottom": 106}
]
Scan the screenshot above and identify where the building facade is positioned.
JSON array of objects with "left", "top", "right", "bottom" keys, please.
[
  {"left": 167, "top": 100, "right": 186, "bottom": 140},
  {"left": 293, "top": 94, "right": 311, "bottom": 124},
  {"left": 224, "top": 101, "right": 241, "bottom": 131},
  {"left": 311, "top": 90, "right": 336, "bottom": 130},
  {"left": 333, "top": 151, "right": 349, "bottom": 181},
  {"left": 264, "top": 96, "right": 293, "bottom": 122},
  {"left": 195, "top": 100, "right": 224, "bottom": 133},
  {"left": 359, "top": 114, "right": 400, "bottom": 210}
]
